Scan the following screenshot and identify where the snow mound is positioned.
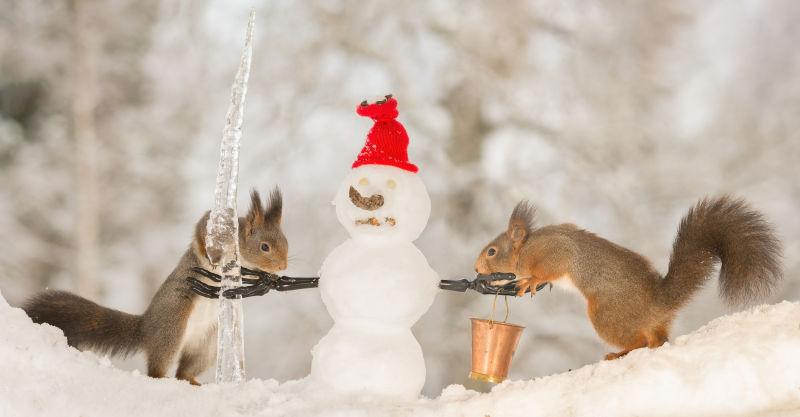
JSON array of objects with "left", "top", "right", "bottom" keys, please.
[{"left": 1, "top": 289, "right": 799, "bottom": 417}]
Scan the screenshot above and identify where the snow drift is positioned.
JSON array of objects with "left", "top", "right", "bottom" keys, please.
[{"left": 1, "top": 289, "right": 799, "bottom": 417}]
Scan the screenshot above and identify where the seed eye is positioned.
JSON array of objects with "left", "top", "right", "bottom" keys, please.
[
  {"left": 359, "top": 177, "right": 369, "bottom": 186},
  {"left": 260, "top": 243, "right": 270, "bottom": 252},
  {"left": 386, "top": 179, "right": 396, "bottom": 189},
  {"left": 487, "top": 248, "right": 497, "bottom": 257}
]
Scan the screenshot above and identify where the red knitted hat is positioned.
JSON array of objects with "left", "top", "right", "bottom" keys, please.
[{"left": 352, "top": 95, "right": 418, "bottom": 173}]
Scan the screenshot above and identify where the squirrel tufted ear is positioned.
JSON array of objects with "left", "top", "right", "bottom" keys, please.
[
  {"left": 244, "top": 190, "right": 264, "bottom": 235},
  {"left": 508, "top": 200, "right": 535, "bottom": 243},
  {"left": 265, "top": 187, "right": 282, "bottom": 225}
]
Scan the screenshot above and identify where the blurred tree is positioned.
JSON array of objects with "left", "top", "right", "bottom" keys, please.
[
  {"left": 70, "top": 0, "right": 101, "bottom": 299},
  {"left": 0, "top": 0, "right": 170, "bottom": 304}
]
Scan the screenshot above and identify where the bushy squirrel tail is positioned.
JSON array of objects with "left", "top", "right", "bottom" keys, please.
[
  {"left": 23, "top": 290, "right": 143, "bottom": 356},
  {"left": 659, "top": 196, "right": 782, "bottom": 310}
]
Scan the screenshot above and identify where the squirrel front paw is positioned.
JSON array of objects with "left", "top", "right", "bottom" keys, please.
[{"left": 515, "top": 278, "right": 535, "bottom": 297}]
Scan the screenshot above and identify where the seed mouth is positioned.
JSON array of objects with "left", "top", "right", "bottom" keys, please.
[
  {"left": 349, "top": 186, "right": 384, "bottom": 211},
  {"left": 355, "top": 217, "right": 397, "bottom": 227}
]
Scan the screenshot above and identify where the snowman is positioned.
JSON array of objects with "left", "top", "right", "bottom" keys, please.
[{"left": 310, "top": 96, "right": 439, "bottom": 400}]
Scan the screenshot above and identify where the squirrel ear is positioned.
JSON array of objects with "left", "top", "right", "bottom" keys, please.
[
  {"left": 265, "top": 187, "right": 283, "bottom": 225},
  {"left": 508, "top": 200, "right": 535, "bottom": 243},
  {"left": 245, "top": 190, "right": 264, "bottom": 235}
]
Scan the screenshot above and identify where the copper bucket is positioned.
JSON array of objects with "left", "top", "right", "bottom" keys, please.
[{"left": 469, "top": 295, "right": 525, "bottom": 383}]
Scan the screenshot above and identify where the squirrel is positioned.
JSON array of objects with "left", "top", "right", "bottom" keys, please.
[
  {"left": 23, "top": 188, "right": 287, "bottom": 385},
  {"left": 475, "top": 196, "right": 782, "bottom": 360}
]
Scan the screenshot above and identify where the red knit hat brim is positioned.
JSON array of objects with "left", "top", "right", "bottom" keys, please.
[{"left": 352, "top": 158, "right": 418, "bottom": 173}]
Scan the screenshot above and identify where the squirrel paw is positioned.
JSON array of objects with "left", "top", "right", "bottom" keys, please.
[
  {"left": 604, "top": 351, "right": 630, "bottom": 360},
  {"left": 515, "top": 278, "right": 535, "bottom": 297}
]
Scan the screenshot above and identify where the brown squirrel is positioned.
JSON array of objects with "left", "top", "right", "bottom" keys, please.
[
  {"left": 475, "top": 196, "right": 782, "bottom": 360},
  {"left": 23, "top": 189, "right": 287, "bottom": 385}
]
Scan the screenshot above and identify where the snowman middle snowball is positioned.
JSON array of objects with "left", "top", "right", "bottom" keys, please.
[{"left": 309, "top": 97, "right": 439, "bottom": 400}]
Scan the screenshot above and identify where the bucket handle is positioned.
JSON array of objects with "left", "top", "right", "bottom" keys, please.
[{"left": 488, "top": 290, "right": 510, "bottom": 327}]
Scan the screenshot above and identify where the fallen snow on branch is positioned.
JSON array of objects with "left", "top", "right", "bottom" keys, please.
[{"left": 1, "top": 289, "right": 799, "bottom": 417}]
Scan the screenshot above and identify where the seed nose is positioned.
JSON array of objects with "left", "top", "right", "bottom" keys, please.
[{"left": 349, "top": 186, "right": 384, "bottom": 211}]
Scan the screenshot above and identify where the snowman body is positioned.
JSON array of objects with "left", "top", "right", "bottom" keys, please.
[{"left": 310, "top": 164, "right": 439, "bottom": 400}]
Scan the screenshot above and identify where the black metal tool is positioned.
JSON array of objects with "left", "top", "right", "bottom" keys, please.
[
  {"left": 188, "top": 267, "right": 319, "bottom": 299},
  {"left": 190, "top": 269, "right": 551, "bottom": 300},
  {"left": 439, "top": 273, "right": 551, "bottom": 296}
]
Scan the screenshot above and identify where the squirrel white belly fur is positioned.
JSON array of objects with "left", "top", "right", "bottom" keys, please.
[
  {"left": 179, "top": 256, "right": 265, "bottom": 360},
  {"left": 550, "top": 275, "right": 581, "bottom": 295}
]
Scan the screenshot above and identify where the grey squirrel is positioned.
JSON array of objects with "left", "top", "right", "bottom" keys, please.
[
  {"left": 475, "top": 196, "right": 783, "bottom": 360},
  {"left": 23, "top": 189, "right": 287, "bottom": 385}
]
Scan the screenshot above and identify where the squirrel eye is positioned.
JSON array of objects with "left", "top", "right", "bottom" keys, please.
[
  {"left": 487, "top": 248, "right": 497, "bottom": 257},
  {"left": 260, "top": 243, "right": 270, "bottom": 252}
]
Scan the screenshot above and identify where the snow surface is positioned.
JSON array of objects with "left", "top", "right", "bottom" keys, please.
[{"left": 3, "top": 288, "right": 800, "bottom": 417}]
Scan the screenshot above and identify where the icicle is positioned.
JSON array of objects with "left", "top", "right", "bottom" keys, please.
[{"left": 206, "top": 10, "right": 255, "bottom": 384}]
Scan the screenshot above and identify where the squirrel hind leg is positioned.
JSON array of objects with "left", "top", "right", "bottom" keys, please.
[
  {"left": 144, "top": 332, "right": 184, "bottom": 379},
  {"left": 175, "top": 328, "right": 217, "bottom": 386},
  {"left": 646, "top": 325, "right": 669, "bottom": 348},
  {"left": 147, "top": 359, "right": 169, "bottom": 379},
  {"left": 604, "top": 326, "right": 669, "bottom": 360},
  {"left": 175, "top": 351, "right": 208, "bottom": 386},
  {"left": 603, "top": 334, "right": 649, "bottom": 360},
  {"left": 146, "top": 338, "right": 183, "bottom": 379},
  {"left": 604, "top": 351, "right": 628, "bottom": 361}
]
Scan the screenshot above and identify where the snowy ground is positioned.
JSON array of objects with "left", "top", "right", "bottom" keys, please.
[{"left": 2, "top": 289, "right": 799, "bottom": 417}]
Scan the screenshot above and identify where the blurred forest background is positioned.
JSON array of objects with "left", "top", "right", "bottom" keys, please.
[{"left": 1, "top": 0, "right": 798, "bottom": 396}]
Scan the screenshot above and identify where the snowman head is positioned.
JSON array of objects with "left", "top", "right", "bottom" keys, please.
[
  {"left": 335, "top": 165, "right": 430, "bottom": 241},
  {"left": 334, "top": 96, "right": 431, "bottom": 241}
]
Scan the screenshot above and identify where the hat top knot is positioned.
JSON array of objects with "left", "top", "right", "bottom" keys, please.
[{"left": 356, "top": 95, "right": 399, "bottom": 121}]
